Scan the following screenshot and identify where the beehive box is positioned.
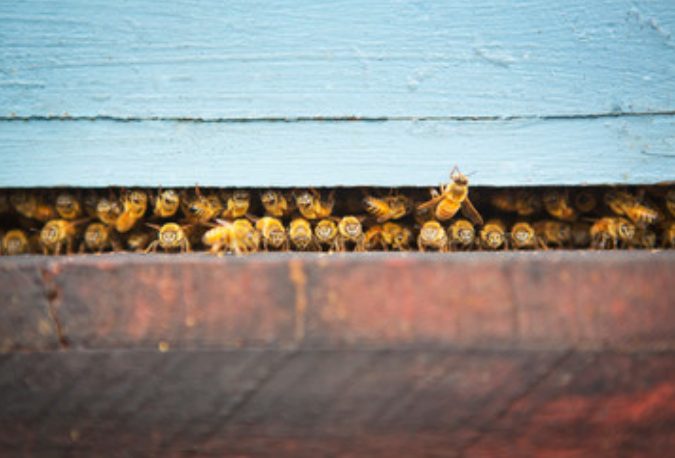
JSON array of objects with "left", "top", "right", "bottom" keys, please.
[{"left": 1, "top": 1, "right": 674, "bottom": 456}]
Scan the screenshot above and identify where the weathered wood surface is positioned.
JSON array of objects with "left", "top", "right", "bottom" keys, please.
[
  {"left": 1, "top": 0, "right": 674, "bottom": 118},
  {"left": 1, "top": 0, "right": 674, "bottom": 186},
  {"left": 1, "top": 252, "right": 674, "bottom": 456},
  {"left": 1, "top": 116, "right": 674, "bottom": 187}
]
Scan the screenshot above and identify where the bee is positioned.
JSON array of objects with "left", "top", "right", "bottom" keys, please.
[
  {"left": 362, "top": 193, "right": 412, "bottom": 223},
  {"left": 337, "top": 216, "right": 365, "bottom": 251},
  {"left": 202, "top": 224, "right": 231, "bottom": 255},
  {"left": 590, "top": 217, "right": 635, "bottom": 249},
  {"left": 542, "top": 191, "right": 576, "bottom": 222},
  {"left": 228, "top": 218, "right": 260, "bottom": 255},
  {"left": 81, "top": 223, "right": 120, "bottom": 253},
  {"left": 417, "top": 167, "right": 483, "bottom": 225},
  {"left": 571, "top": 222, "right": 592, "bottom": 248},
  {"left": 289, "top": 218, "right": 317, "bottom": 251},
  {"left": 255, "top": 216, "right": 289, "bottom": 251},
  {"left": 10, "top": 191, "right": 56, "bottom": 222},
  {"left": 633, "top": 228, "right": 657, "bottom": 249},
  {"left": 383, "top": 222, "right": 413, "bottom": 251},
  {"left": 146, "top": 222, "right": 191, "bottom": 253},
  {"left": 364, "top": 225, "right": 386, "bottom": 251},
  {"left": 491, "top": 190, "right": 540, "bottom": 216},
  {"left": 260, "top": 190, "right": 292, "bottom": 218},
  {"left": 40, "top": 219, "right": 83, "bottom": 255},
  {"left": 417, "top": 220, "right": 448, "bottom": 252},
  {"left": 2, "top": 229, "right": 31, "bottom": 255},
  {"left": 448, "top": 219, "right": 476, "bottom": 251},
  {"left": 510, "top": 222, "right": 544, "bottom": 250},
  {"left": 533, "top": 221, "right": 572, "bottom": 248},
  {"left": 604, "top": 190, "right": 660, "bottom": 226},
  {"left": 152, "top": 189, "right": 180, "bottom": 218},
  {"left": 314, "top": 218, "right": 340, "bottom": 251},
  {"left": 666, "top": 190, "right": 675, "bottom": 218},
  {"left": 180, "top": 187, "right": 222, "bottom": 224},
  {"left": 55, "top": 192, "right": 82, "bottom": 220},
  {"left": 220, "top": 190, "right": 250, "bottom": 219},
  {"left": 663, "top": 221, "right": 675, "bottom": 248},
  {"left": 127, "top": 230, "right": 152, "bottom": 252},
  {"left": 479, "top": 219, "right": 507, "bottom": 250},
  {"left": 115, "top": 190, "right": 148, "bottom": 233},
  {"left": 96, "top": 197, "right": 121, "bottom": 226},
  {"left": 294, "top": 189, "right": 335, "bottom": 220},
  {"left": 574, "top": 190, "right": 597, "bottom": 214}
]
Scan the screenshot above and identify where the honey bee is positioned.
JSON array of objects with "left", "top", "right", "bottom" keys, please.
[
  {"left": 289, "top": 218, "right": 317, "bottom": 251},
  {"left": 40, "top": 219, "right": 83, "bottom": 255},
  {"left": 362, "top": 193, "right": 412, "bottom": 223},
  {"left": 604, "top": 190, "right": 660, "bottom": 226},
  {"left": 337, "top": 216, "right": 365, "bottom": 251},
  {"left": 152, "top": 189, "right": 180, "bottom": 218},
  {"left": 314, "top": 219, "right": 340, "bottom": 251},
  {"left": 294, "top": 189, "right": 335, "bottom": 220},
  {"left": 96, "top": 197, "right": 121, "bottom": 226},
  {"left": 220, "top": 190, "right": 250, "bottom": 219},
  {"left": 364, "top": 225, "right": 386, "bottom": 251},
  {"left": 2, "top": 229, "right": 31, "bottom": 255},
  {"left": 146, "top": 223, "right": 191, "bottom": 253},
  {"left": 663, "top": 221, "right": 675, "bottom": 248},
  {"left": 182, "top": 187, "right": 222, "bottom": 224},
  {"left": 491, "top": 190, "right": 541, "bottom": 216},
  {"left": 202, "top": 225, "right": 231, "bottom": 254},
  {"left": 590, "top": 217, "right": 635, "bottom": 249},
  {"left": 227, "top": 218, "right": 260, "bottom": 255},
  {"left": 666, "top": 190, "right": 675, "bottom": 218},
  {"left": 633, "top": 228, "right": 657, "bottom": 249},
  {"left": 126, "top": 230, "right": 152, "bottom": 252},
  {"left": 255, "top": 216, "right": 289, "bottom": 251},
  {"left": 479, "top": 219, "right": 507, "bottom": 250},
  {"left": 115, "top": 190, "right": 148, "bottom": 233},
  {"left": 574, "top": 190, "right": 597, "bottom": 214},
  {"left": 417, "top": 220, "right": 448, "bottom": 252},
  {"left": 55, "top": 192, "right": 82, "bottom": 220},
  {"left": 10, "top": 191, "right": 56, "bottom": 222},
  {"left": 383, "top": 222, "right": 413, "bottom": 251},
  {"left": 81, "top": 223, "right": 120, "bottom": 253},
  {"left": 447, "top": 219, "right": 476, "bottom": 251},
  {"left": 417, "top": 167, "right": 483, "bottom": 225},
  {"left": 533, "top": 220, "right": 572, "bottom": 248},
  {"left": 510, "top": 222, "right": 544, "bottom": 249},
  {"left": 542, "top": 191, "right": 576, "bottom": 222},
  {"left": 571, "top": 222, "right": 591, "bottom": 248},
  {"left": 260, "top": 190, "right": 292, "bottom": 218}
]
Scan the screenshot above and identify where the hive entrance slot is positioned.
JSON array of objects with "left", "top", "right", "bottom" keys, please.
[{"left": 0, "top": 185, "right": 673, "bottom": 255}]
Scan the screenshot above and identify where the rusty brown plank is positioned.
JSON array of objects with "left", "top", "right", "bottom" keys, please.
[
  {"left": 0, "top": 350, "right": 673, "bottom": 457},
  {"left": 0, "top": 251, "right": 673, "bottom": 352}
]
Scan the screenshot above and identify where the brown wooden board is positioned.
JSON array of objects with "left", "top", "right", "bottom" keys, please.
[{"left": 0, "top": 252, "right": 673, "bottom": 456}]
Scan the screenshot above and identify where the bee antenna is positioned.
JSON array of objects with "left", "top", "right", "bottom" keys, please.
[{"left": 145, "top": 223, "right": 161, "bottom": 230}]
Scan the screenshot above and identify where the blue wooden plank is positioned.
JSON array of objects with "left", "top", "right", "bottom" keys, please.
[
  {"left": 1, "top": 0, "right": 674, "bottom": 118},
  {"left": 1, "top": 116, "right": 673, "bottom": 187}
]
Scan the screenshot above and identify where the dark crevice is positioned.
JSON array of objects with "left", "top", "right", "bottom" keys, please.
[
  {"left": 39, "top": 266, "right": 69, "bottom": 349},
  {"left": 1, "top": 110, "right": 674, "bottom": 123}
]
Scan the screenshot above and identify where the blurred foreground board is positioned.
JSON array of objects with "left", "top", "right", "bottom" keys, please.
[
  {"left": 1, "top": 0, "right": 675, "bottom": 186},
  {"left": 0, "top": 252, "right": 674, "bottom": 456}
]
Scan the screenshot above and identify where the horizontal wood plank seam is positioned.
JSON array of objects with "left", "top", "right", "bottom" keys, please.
[{"left": 1, "top": 110, "right": 675, "bottom": 123}]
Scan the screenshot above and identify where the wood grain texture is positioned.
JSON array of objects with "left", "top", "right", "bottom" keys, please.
[
  {"left": 1, "top": 0, "right": 674, "bottom": 118},
  {"left": 1, "top": 251, "right": 673, "bottom": 352},
  {"left": 1, "top": 115, "right": 674, "bottom": 187},
  {"left": 0, "top": 350, "right": 673, "bottom": 457}
]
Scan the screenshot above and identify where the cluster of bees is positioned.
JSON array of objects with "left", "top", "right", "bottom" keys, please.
[{"left": 0, "top": 170, "right": 674, "bottom": 256}]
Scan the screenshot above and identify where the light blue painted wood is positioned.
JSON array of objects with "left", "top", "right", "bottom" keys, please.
[
  {"left": 1, "top": 116, "right": 673, "bottom": 187},
  {"left": 1, "top": 0, "right": 674, "bottom": 118}
]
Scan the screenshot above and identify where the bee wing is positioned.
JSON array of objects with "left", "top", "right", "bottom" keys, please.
[
  {"left": 417, "top": 194, "right": 445, "bottom": 210},
  {"left": 460, "top": 197, "right": 484, "bottom": 226}
]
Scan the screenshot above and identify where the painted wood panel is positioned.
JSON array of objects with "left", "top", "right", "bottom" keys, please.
[
  {"left": 1, "top": 0, "right": 674, "bottom": 118},
  {"left": 1, "top": 115, "right": 672, "bottom": 187}
]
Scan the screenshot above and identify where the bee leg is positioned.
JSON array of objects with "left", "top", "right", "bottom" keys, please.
[
  {"left": 537, "top": 237, "right": 548, "bottom": 250},
  {"left": 145, "top": 240, "right": 159, "bottom": 254}
]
